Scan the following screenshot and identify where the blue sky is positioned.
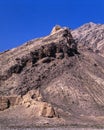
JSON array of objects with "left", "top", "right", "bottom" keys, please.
[{"left": 0, "top": 0, "right": 104, "bottom": 52}]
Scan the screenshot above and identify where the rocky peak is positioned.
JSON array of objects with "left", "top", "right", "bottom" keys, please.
[
  {"left": 83, "top": 22, "right": 97, "bottom": 28},
  {"left": 72, "top": 22, "right": 104, "bottom": 57},
  {"left": 77, "top": 22, "right": 97, "bottom": 31}
]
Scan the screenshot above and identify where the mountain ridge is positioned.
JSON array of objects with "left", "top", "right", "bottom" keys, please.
[{"left": 72, "top": 22, "right": 104, "bottom": 57}]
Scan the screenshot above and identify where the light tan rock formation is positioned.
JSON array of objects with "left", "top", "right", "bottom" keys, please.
[{"left": 51, "top": 25, "right": 61, "bottom": 34}]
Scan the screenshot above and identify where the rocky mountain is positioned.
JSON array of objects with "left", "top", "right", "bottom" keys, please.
[
  {"left": 72, "top": 22, "right": 104, "bottom": 57},
  {"left": 0, "top": 24, "right": 104, "bottom": 128}
]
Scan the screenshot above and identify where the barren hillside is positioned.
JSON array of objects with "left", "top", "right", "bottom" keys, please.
[{"left": 0, "top": 25, "right": 104, "bottom": 128}]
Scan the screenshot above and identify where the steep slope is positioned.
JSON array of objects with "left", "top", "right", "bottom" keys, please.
[
  {"left": 0, "top": 27, "right": 77, "bottom": 96},
  {"left": 72, "top": 22, "right": 104, "bottom": 57},
  {"left": 0, "top": 25, "right": 104, "bottom": 128}
]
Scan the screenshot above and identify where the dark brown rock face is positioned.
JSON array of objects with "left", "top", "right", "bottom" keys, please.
[{"left": 0, "top": 25, "right": 104, "bottom": 128}]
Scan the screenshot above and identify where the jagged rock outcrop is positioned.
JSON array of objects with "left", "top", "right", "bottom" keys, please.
[{"left": 0, "top": 25, "right": 104, "bottom": 128}]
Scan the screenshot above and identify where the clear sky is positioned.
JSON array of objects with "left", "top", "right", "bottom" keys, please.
[{"left": 0, "top": 0, "right": 104, "bottom": 52}]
